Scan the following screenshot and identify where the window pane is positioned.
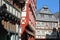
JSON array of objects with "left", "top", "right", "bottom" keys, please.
[
  {"left": 40, "top": 30, "right": 46, "bottom": 35},
  {"left": 18, "top": 12, "right": 20, "bottom": 18},
  {"left": 55, "top": 23, "right": 58, "bottom": 27},
  {"left": 7, "top": 22, "right": 10, "bottom": 31},
  {"left": 36, "top": 22, "right": 40, "bottom": 26},
  {"left": 16, "top": 35, "right": 19, "bottom": 40},
  {"left": 36, "top": 30, "right": 40, "bottom": 35},
  {"left": 46, "top": 30, "right": 52, "bottom": 35},
  {"left": 45, "top": 22, "right": 48, "bottom": 26},
  {"left": 16, "top": 24, "right": 18, "bottom": 33},
  {"left": 6, "top": 3, "right": 10, "bottom": 11},
  {"left": 40, "top": 22, "right": 45, "bottom": 27},
  {"left": 13, "top": 8, "right": 16, "bottom": 15},
  {"left": 40, "top": 14, "right": 44, "bottom": 18},
  {"left": 10, "top": 6, "right": 13, "bottom": 13},
  {"left": 16, "top": 11, "right": 18, "bottom": 17},
  {"left": 48, "top": 22, "right": 52, "bottom": 27},
  {"left": 49, "top": 15, "right": 52, "bottom": 18},
  {"left": 21, "top": 12, "right": 26, "bottom": 16},
  {"left": 11, "top": 35, "right": 15, "bottom": 40},
  {"left": 52, "top": 23, "right": 55, "bottom": 27}
]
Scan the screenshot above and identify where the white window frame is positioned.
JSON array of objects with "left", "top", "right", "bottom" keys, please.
[
  {"left": 18, "top": 12, "right": 20, "bottom": 18},
  {"left": 13, "top": 8, "right": 16, "bottom": 15}
]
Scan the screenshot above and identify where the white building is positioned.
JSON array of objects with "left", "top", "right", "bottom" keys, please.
[{"left": 35, "top": 6, "right": 58, "bottom": 40}]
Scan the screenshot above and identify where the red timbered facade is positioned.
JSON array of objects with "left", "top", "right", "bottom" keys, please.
[{"left": 21, "top": 0, "right": 36, "bottom": 40}]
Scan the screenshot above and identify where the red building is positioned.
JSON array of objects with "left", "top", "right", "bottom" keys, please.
[{"left": 21, "top": 0, "right": 36, "bottom": 40}]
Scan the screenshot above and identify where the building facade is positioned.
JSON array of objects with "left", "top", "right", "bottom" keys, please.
[
  {"left": 54, "top": 12, "right": 59, "bottom": 27},
  {"left": 0, "top": 0, "right": 23, "bottom": 40},
  {"left": 54, "top": 12, "right": 60, "bottom": 39},
  {"left": 0, "top": 0, "right": 36, "bottom": 40},
  {"left": 21, "top": 0, "right": 36, "bottom": 40},
  {"left": 35, "top": 6, "right": 58, "bottom": 40}
]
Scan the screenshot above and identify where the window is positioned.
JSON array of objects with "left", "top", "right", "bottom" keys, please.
[
  {"left": 40, "top": 14, "right": 44, "bottom": 18},
  {"left": 16, "top": 35, "right": 19, "bottom": 40},
  {"left": 10, "top": 23, "right": 15, "bottom": 32},
  {"left": 36, "top": 30, "right": 40, "bottom": 36},
  {"left": 52, "top": 23, "right": 55, "bottom": 27},
  {"left": 36, "top": 22, "right": 45, "bottom": 28},
  {"left": 21, "top": 12, "right": 26, "bottom": 17},
  {"left": 49, "top": 15, "right": 52, "bottom": 18},
  {"left": 44, "top": 8, "right": 47, "bottom": 11},
  {"left": 11, "top": 35, "right": 19, "bottom": 40},
  {"left": 48, "top": 22, "right": 52, "bottom": 27},
  {"left": 11, "top": 35, "right": 15, "bottom": 40},
  {"left": 19, "top": 27, "right": 21, "bottom": 36},
  {"left": 40, "top": 30, "right": 46, "bottom": 35},
  {"left": 16, "top": 11, "right": 18, "bottom": 17},
  {"left": 6, "top": 3, "right": 10, "bottom": 11},
  {"left": 18, "top": 12, "right": 20, "bottom": 18},
  {"left": 40, "top": 22, "right": 45, "bottom": 27},
  {"left": 42, "top": 22, "right": 44, "bottom": 26},
  {"left": 36, "top": 22, "right": 40, "bottom": 27},
  {"left": 55, "top": 23, "right": 58, "bottom": 27},
  {"left": 48, "top": 30, "right": 52, "bottom": 35},
  {"left": 16, "top": 24, "right": 18, "bottom": 33},
  {"left": 46, "top": 30, "right": 52, "bottom": 35},
  {"left": 50, "top": 22, "right": 52, "bottom": 27},
  {"left": 45, "top": 22, "right": 48, "bottom": 26},
  {"left": 10, "top": 24, "right": 19, "bottom": 40},
  {"left": 10, "top": 6, "right": 13, "bottom": 13},
  {"left": 7, "top": 22, "right": 10, "bottom": 31},
  {"left": 13, "top": 8, "right": 16, "bottom": 15},
  {"left": 14, "top": 9, "right": 16, "bottom": 16}
]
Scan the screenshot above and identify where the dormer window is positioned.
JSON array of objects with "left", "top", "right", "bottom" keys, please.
[{"left": 43, "top": 6, "right": 48, "bottom": 11}]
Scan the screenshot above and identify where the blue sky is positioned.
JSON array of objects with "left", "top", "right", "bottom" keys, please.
[{"left": 36, "top": 0, "right": 59, "bottom": 14}]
